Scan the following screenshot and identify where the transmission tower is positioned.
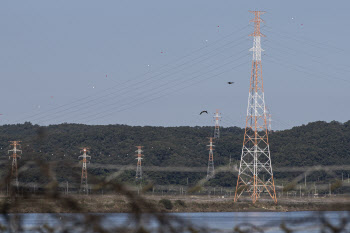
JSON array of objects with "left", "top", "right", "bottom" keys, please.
[
  {"left": 8, "top": 141, "right": 22, "bottom": 189},
  {"left": 135, "top": 146, "right": 143, "bottom": 180},
  {"left": 207, "top": 137, "right": 215, "bottom": 179},
  {"left": 213, "top": 110, "right": 221, "bottom": 139},
  {"left": 234, "top": 11, "right": 277, "bottom": 204},
  {"left": 79, "top": 147, "right": 91, "bottom": 195}
]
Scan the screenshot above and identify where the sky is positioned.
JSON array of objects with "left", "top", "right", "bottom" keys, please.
[{"left": 0, "top": 0, "right": 349, "bottom": 130}]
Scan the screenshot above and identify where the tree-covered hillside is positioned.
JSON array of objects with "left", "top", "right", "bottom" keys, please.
[{"left": 0, "top": 120, "right": 349, "bottom": 188}]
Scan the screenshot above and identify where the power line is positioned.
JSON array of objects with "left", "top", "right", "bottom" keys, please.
[
  {"left": 84, "top": 60, "right": 250, "bottom": 124},
  {"left": 34, "top": 48, "right": 250, "bottom": 124},
  {"left": 264, "top": 55, "right": 350, "bottom": 84},
  {"left": 31, "top": 41, "right": 250, "bottom": 124},
  {"left": 79, "top": 56, "right": 250, "bottom": 123},
  {"left": 67, "top": 51, "right": 250, "bottom": 123},
  {"left": 13, "top": 25, "right": 251, "bottom": 124},
  {"left": 264, "top": 41, "right": 350, "bottom": 75},
  {"left": 265, "top": 25, "right": 348, "bottom": 54}
]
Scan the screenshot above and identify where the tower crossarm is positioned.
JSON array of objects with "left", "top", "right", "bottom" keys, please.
[{"left": 248, "top": 11, "right": 266, "bottom": 37}]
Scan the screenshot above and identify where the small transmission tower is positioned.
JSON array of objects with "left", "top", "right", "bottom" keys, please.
[
  {"left": 207, "top": 137, "right": 215, "bottom": 179},
  {"left": 234, "top": 11, "right": 277, "bottom": 204},
  {"left": 135, "top": 146, "right": 143, "bottom": 180},
  {"left": 213, "top": 110, "right": 221, "bottom": 139},
  {"left": 79, "top": 147, "right": 91, "bottom": 195},
  {"left": 8, "top": 141, "right": 22, "bottom": 189}
]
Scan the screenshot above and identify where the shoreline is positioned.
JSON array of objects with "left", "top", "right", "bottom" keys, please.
[{"left": 2, "top": 195, "right": 350, "bottom": 213}]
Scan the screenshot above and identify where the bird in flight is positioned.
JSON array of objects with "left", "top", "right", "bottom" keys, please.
[
  {"left": 200, "top": 111, "right": 208, "bottom": 115},
  {"left": 227, "top": 82, "right": 234, "bottom": 84}
]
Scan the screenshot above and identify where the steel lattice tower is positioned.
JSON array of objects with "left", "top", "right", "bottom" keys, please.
[
  {"left": 135, "top": 146, "right": 143, "bottom": 180},
  {"left": 213, "top": 110, "right": 221, "bottom": 139},
  {"left": 79, "top": 147, "right": 91, "bottom": 195},
  {"left": 8, "top": 141, "right": 22, "bottom": 189},
  {"left": 207, "top": 137, "right": 215, "bottom": 179},
  {"left": 234, "top": 11, "right": 277, "bottom": 204}
]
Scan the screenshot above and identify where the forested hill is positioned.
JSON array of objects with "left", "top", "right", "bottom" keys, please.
[{"left": 0, "top": 120, "right": 349, "bottom": 187}]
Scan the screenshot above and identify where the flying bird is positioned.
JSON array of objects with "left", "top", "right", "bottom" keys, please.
[
  {"left": 227, "top": 82, "right": 234, "bottom": 84},
  {"left": 200, "top": 111, "right": 208, "bottom": 115}
]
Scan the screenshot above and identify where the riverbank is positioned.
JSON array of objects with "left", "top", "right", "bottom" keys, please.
[{"left": 2, "top": 195, "right": 350, "bottom": 213}]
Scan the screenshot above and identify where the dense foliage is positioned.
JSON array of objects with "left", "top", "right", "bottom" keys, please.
[{"left": 0, "top": 120, "right": 349, "bottom": 188}]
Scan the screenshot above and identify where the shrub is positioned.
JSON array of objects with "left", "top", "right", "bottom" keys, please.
[
  {"left": 159, "top": 199, "right": 173, "bottom": 210},
  {"left": 174, "top": 200, "right": 186, "bottom": 207}
]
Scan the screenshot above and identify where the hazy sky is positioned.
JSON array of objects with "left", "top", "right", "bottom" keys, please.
[{"left": 0, "top": 0, "right": 349, "bottom": 130}]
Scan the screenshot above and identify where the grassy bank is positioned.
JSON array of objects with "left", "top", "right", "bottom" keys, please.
[{"left": 2, "top": 195, "right": 350, "bottom": 213}]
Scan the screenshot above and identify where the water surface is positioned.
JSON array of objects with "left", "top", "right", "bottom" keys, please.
[{"left": 3, "top": 211, "right": 349, "bottom": 232}]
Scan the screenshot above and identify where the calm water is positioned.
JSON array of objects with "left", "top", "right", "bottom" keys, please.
[{"left": 3, "top": 211, "right": 349, "bottom": 232}]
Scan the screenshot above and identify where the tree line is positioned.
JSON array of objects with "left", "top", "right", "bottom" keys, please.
[{"left": 0, "top": 120, "right": 348, "bottom": 188}]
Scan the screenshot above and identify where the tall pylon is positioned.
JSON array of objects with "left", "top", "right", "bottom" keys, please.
[
  {"left": 234, "top": 11, "right": 277, "bottom": 204},
  {"left": 79, "top": 147, "right": 91, "bottom": 195},
  {"left": 8, "top": 141, "right": 22, "bottom": 189},
  {"left": 213, "top": 110, "right": 221, "bottom": 139},
  {"left": 135, "top": 146, "right": 143, "bottom": 180},
  {"left": 207, "top": 137, "right": 215, "bottom": 179}
]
